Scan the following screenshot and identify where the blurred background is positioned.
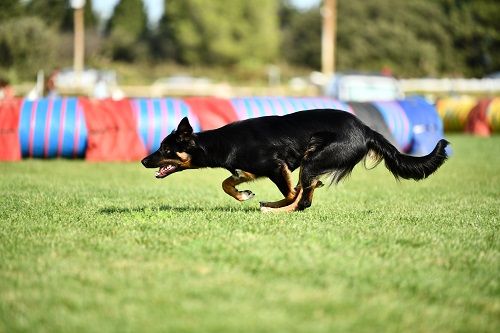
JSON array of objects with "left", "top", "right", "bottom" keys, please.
[
  {"left": 0, "top": 0, "right": 498, "bottom": 98},
  {"left": 0, "top": 0, "right": 499, "bottom": 161}
]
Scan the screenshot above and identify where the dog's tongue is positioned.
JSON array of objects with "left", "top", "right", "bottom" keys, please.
[{"left": 155, "top": 165, "right": 176, "bottom": 178}]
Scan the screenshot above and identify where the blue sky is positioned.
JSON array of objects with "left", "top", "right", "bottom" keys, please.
[{"left": 92, "top": 0, "right": 320, "bottom": 24}]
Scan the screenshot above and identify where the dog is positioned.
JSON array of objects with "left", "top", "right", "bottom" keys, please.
[{"left": 141, "top": 109, "right": 449, "bottom": 212}]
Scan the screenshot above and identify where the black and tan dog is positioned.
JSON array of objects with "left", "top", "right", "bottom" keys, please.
[{"left": 141, "top": 110, "right": 448, "bottom": 212}]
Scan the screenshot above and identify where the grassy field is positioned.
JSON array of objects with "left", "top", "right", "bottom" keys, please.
[{"left": 0, "top": 135, "right": 498, "bottom": 333}]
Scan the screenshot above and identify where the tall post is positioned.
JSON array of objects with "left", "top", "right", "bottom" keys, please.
[
  {"left": 321, "top": 0, "right": 336, "bottom": 76},
  {"left": 72, "top": 0, "right": 86, "bottom": 82}
]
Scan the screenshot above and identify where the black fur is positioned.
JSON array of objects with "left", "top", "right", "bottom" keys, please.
[{"left": 142, "top": 109, "right": 449, "bottom": 211}]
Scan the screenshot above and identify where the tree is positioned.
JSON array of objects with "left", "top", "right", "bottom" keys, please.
[
  {"left": 280, "top": 0, "right": 457, "bottom": 77},
  {"left": 0, "top": 17, "right": 58, "bottom": 81},
  {"left": 105, "top": 0, "right": 148, "bottom": 62},
  {"left": 106, "top": 0, "right": 147, "bottom": 39},
  {"left": 25, "top": 0, "right": 69, "bottom": 30},
  {"left": 157, "top": 0, "right": 280, "bottom": 66},
  {"left": 335, "top": 0, "right": 453, "bottom": 77},
  {"left": 441, "top": 0, "right": 500, "bottom": 77},
  {"left": 0, "top": 0, "right": 23, "bottom": 22},
  {"left": 25, "top": 0, "right": 97, "bottom": 31},
  {"left": 281, "top": 7, "right": 321, "bottom": 69}
]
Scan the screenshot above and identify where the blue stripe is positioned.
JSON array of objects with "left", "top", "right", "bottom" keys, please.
[
  {"left": 62, "top": 98, "right": 77, "bottom": 157},
  {"left": 243, "top": 99, "right": 254, "bottom": 119},
  {"left": 33, "top": 99, "right": 48, "bottom": 157},
  {"left": 19, "top": 100, "right": 32, "bottom": 157},
  {"left": 138, "top": 99, "right": 149, "bottom": 148},
  {"left": 277, "top": 98, "right": 291, "bottom": 115},
  {"left": 47, "top": 99, "right": 62, "bottom": 157},
  {"left": 288, "top": 98, "right": 300, "bottom": 112},
  {"left": 254, "top": 99, "right": 266, "bottom": 117},
  {"left": 166, "top": 99, "right": 175, "bottom": 134},
  {"left": 152, "top": 99, "right": 162, "bottom": 151},
  {"left": 266, "top": 98, "right": 278, "bottom": 115}
]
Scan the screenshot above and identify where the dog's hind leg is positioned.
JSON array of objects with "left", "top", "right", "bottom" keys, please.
[
  {"left": 260, "top": 186, "right": 304, "bottom": 213},
  {"left": 261, "top": 133, "right": 346, "bottom": 212},
  {"left": 260, "top": 177, "right": 323, "bottom": 213},
  {"left": 260, "top": 164, "right": 297, "bottom": 208},
  {"left": 222, "top": 169, "right": 257, "bottom": 201}
]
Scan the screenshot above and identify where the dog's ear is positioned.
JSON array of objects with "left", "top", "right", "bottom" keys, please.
[{"left": 177, "top": 117, "right": 193, "bottom": 139}]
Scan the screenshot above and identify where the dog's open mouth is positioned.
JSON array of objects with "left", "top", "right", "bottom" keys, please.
[{"left": 155, "top": 165, "right": 177, "bottom": 178}]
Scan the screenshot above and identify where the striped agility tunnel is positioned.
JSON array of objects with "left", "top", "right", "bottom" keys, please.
[
  {"left": 18, "top": 98, "right": 87, "bottom": 158},
  {"left": 436, "top": 96, "right": 500, "bottom": 136},
  {"left": 398, "top": 96, "right": 445, "bottom": 155},
  {"left": 0, "top": 96, "right": 449, "bottom": 161},
  {"left": 372, "top": 101, "right": 412, "bottom": 153},
  {"left": 230, "top": 97, "right": 352, "bottom": 120},
  {"left": 132, "top": 98, "right": 201, "bottom": 154}
]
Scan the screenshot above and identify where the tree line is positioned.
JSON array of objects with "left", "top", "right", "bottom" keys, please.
[{"left": 0, "top": 0, "right": 498, "bottom": 82}]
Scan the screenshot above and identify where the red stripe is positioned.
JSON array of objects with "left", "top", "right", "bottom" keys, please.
[
  {"left": 43, "top": 99, "right": 54, "bottom": 158},
  {"left": 147, "top": 99, "right": 154, "bottom": 151},
  {"left": 28, "top": 100, "right": 38, "bottom": 158},
  {"left": 57, "top": 98, "right": 67, "bottom": 157},
  {"left": 73, "top": 105, "right": 81, "bottom": 158}
]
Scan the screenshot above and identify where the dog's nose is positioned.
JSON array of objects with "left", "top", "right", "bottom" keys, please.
[{"left": 141, "top": 157, "right": 148, "bottom": 167}]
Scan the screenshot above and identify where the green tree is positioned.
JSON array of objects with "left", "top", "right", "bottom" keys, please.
[
  {"left": 106, "top": 0, "right": 147, "bottom": 39},
  {"left": 281, "top": 0, "right": 457, "bottom": 77},
  {"left": 281, "top": 7, "right": 321, "bottom": 69},
  {"left": 0, "top": 0, "right": 24, "bottom": 22},
  {"left": 105, "top": 0, "right": 148, "bottom": 62},
  {"left": 336, "top": 0, "right": 453, "bottom": 77},
  {"left": 0, "top": 17, "right": 58, "bottom": 81},
  {"left": 25, "top": 0, "right": 96, "bottom": 31},
  {"left": 441, "top": 0, "right": 500, "bottom": 77},
  {"left": 157, "top": 0, "right": 280, "bottom": 66},
  {"left": 25, "top": 0, "right": 69, "bottom": 30}
]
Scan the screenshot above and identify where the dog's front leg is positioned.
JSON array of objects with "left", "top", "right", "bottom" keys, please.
[{"left": 222, "top": 169, "right": 256, "bottom": 201}]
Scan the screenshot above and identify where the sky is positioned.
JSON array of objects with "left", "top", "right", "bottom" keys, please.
[{"left": 92, "top": 0, "right": 320, "bottom": 24}]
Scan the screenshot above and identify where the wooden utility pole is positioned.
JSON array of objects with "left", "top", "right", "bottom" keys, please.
[
  {"left": 321, "top": 0, "right": 336, "bottom": 76},
  {"left": 72, "top": 0, "right": 86, "bottom": 80}
]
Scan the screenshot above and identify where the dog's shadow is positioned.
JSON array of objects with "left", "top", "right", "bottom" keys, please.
[{"left": 99, "top": 204, "right": 259, "bottom": 215}]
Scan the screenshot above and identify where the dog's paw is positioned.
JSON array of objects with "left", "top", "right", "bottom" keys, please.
[{"left": 239, "top": 190, "right": 255, "bottom": 201}]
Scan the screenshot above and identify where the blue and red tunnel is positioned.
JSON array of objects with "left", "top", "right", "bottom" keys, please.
[{"left": 0, "top": 96, "right": 445, "bottom": 161}]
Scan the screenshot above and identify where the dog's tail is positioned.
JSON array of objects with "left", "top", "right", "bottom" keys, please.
[{"left": 366, "top": 129, "right": 449, "bottom": 181}]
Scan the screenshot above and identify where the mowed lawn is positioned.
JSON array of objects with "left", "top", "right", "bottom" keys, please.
[{"left": 0, "top": 135, "right": 498, "bottom": 333}]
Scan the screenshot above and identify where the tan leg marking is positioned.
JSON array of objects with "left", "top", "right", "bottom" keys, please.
[
  {"left": 302, "top": 179, "right": 321, "bottom": 205},
  {"left": 260, "top": 165, "right": 297, "bottom": 208},
  {"left": 260, "top": 179, "right": 322, "bottom": 213},
  {"left": 222, "top": 169, "right": 256, "bottom": 201},
  {"left": 260, "top": 187, "right": 304, "bottom": 213}
]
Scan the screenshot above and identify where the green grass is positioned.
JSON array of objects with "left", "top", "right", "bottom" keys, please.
[{"left": 0, "top": 135, "right": 499, "bottom": 333}]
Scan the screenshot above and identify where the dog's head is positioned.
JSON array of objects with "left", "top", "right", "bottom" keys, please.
[{"left": 141, "top": 117, "right": 197, "bottom": 178}]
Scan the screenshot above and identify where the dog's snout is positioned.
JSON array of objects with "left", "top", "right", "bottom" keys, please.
[{"left": 141, "top": 157, "right": 149, "bottom": 167}]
